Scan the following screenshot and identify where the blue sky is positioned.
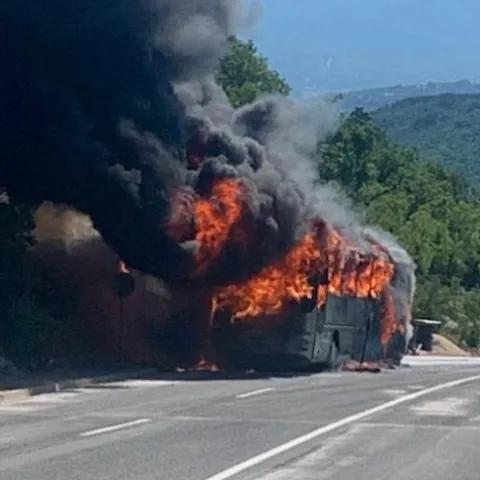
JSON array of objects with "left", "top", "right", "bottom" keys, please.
[{"left": 247, "top": 0, "right": 480, "bottom": 93}]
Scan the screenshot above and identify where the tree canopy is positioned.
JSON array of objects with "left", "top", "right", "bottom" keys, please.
[
  {"left": 0, "top": 200, "right": 58, "bottom": 370},
  {"left": 216, "top": 38, "right": 291, "bottom": 108}
]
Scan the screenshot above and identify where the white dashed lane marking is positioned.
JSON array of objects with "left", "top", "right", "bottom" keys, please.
[
  {"left": 236, "top": 388, "right": 275, "bottom": 399},
  {"left": 383, "top": 389, "right": 408, "bottom": 396},
  {"left": 106, "top": 379, "right": 177, "bottom": 388},
  {"left": 79, "top": 418, "right": 152, "bottom": 437},
  {"left": 406, "top": 384, "right": 426, "bottom": 390}
]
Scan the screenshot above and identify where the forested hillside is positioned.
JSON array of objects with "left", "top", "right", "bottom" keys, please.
[
  {"left": 371, "top": 93, "right": 480, "bottom": 184},
  {"left": 1, "top": 38, "right": 479, "bottom": 373}
]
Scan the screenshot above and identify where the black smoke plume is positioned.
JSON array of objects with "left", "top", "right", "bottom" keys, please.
[{"left": 0, "top": 0, "right": 337, "bottom": 285}]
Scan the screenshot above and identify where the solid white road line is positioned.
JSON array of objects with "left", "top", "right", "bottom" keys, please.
[
  {"left": 203, "top": 374, "right": 480, "bottom": 480},
  {"left": 79, "top": 418, "right": 152, "bottom": 437},
  {"left": 236, "top": 388, "right": 275, "bottom": 399}
]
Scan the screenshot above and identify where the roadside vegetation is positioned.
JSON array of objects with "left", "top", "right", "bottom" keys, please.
[{"left": 1, "top": 38, "right": 478, "bottom": 371}]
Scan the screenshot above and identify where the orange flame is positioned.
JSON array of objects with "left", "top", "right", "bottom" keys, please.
[
  {"left": 212, "top": 223, "right": 396, "bottom": 342},
  {"left": 193, "top": 179, "right": 245, "bottom": 277},
  {"left": 194, "top": 359, "right": 221, "bottom": 372},
  {"left": 175, "top": 359, "right": 221, "bottom": 373},
  {"left": 214, "top": 233, "right": 323, "bottom": 319},
  {"left": 327, "top": 229, "right": 395, "bottom": 300},
  {"left": 380, "top": 290, "right": 397, "bottom": 345}
]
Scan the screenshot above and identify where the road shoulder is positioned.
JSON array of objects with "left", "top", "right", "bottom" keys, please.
[{"left": 0, "top": 368, "right": 157, "bottom": 405}]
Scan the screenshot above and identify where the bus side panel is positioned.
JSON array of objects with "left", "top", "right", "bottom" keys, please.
[
  {"left": 321, "top": 294, "right": 381, "bottom": 361},
  {"left": 212, "top": 308, "right": 318, "bottom": 369},
  {"left": 312, "top": 307, "right": 330, "bottom": 362},
  {"left": 285, "top": 309, "right": 318, "bottom": 360}
]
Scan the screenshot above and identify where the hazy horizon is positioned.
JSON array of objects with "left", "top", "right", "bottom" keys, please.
[{"left": 247, "top": 0, "right": 480, "bottom": 94}]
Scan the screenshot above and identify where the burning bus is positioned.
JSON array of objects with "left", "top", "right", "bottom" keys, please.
[
  {"left": 32, "top": 186, "right": 415, "bottom": 371},
  {"left": 30, "top": 154, "right": 415, "bottom": 372},
  {"left": 155, "top": 155, "right": 416, "bottom": 370},
  {"left": 209, "top": 221, "right": 415, "bottom": 371}
]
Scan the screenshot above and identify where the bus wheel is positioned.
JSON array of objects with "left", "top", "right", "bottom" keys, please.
[{"left": 327, "top": 341, "right": 340, "bottom": 371}]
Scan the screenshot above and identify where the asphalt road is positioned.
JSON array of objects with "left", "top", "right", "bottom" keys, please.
[{"left": 0, "top": 357, "right": 479, "bottom": 480}]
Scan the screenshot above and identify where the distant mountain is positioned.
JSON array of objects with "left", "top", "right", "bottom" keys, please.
[
  {"left": 370, "top": 93, "right": 480, "bottom": 183},
  {"left": 338, "top": 80, "right": 480, "bottom": 112},
  {"left": 253, "top": 0, "right": 480, "bottom": 93}
]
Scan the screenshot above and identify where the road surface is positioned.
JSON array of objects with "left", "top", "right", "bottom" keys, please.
[{"left": 0, "top": 357, "right": 479, "bottom": 480}]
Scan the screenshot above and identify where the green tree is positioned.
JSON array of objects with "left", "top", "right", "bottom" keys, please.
[
  {"left": 216, "top": 38, "right": 291, "bottom": 108},
  {"left": 0, "top": 200, "right": 57, "bottom": 370}
]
